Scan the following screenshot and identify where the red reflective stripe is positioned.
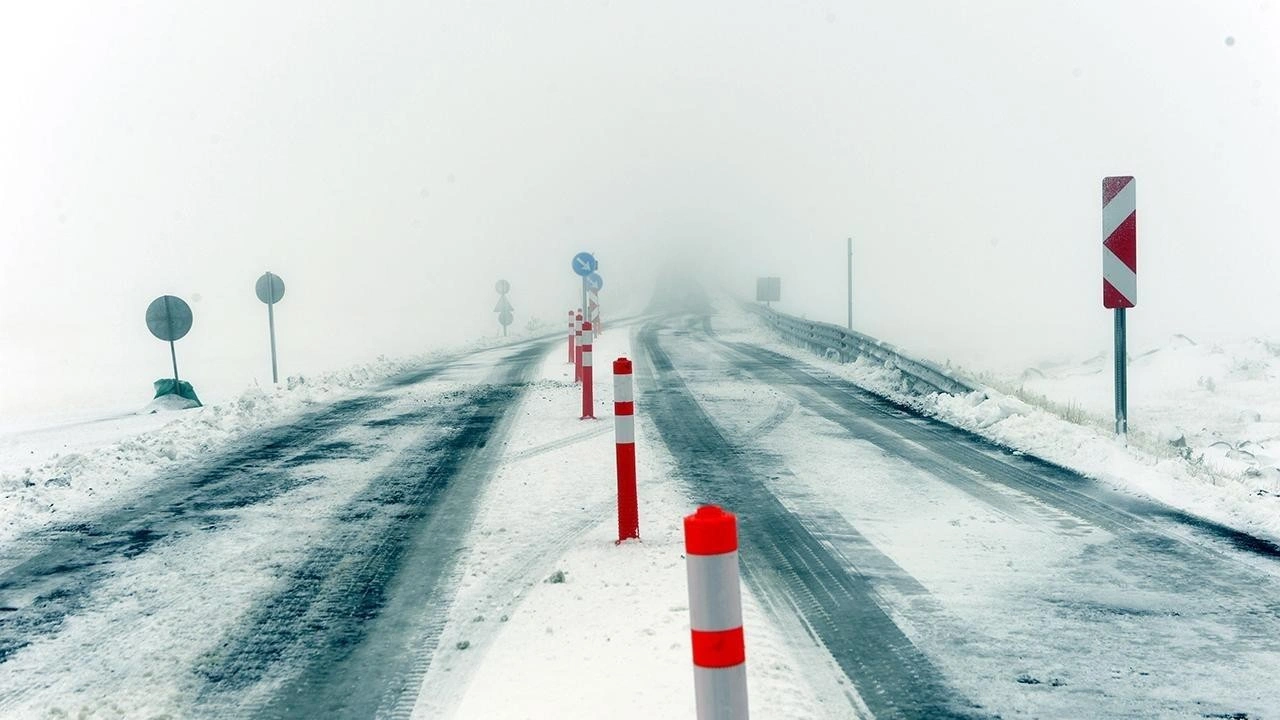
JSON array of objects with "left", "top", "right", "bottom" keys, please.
[
  {"left": 1102, "top": 175, "right": 1133, "bottom": 204},
  {"left": 690, "top": 627, "right": 744, "bottom": 668},
  {"left": 1103, "top": 281, "right": 1133, "bottom": 309},
  {"left": 1104, "top": 213, "right": 1137, "bottom": 270},
  {"left": 615, "top": 401, "right": 634, "bottom": 416}
]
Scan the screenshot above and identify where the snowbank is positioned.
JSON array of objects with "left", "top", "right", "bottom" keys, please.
[{"left": 729, "top": 303, "right": 1280, "bottom": 546}]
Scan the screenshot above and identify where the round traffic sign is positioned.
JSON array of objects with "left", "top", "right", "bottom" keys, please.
[
  {"left": 571, "top": 252, "right": 598, "bottom": 277},
  {"left": 495, "top": 279, "right": 511, "bottom": 295},
  {"left": 586, "top": 272, "right": 603, "bottom": 291},
  {"left": 256, "top": 272, "right": 286, "bottom": 304},
  {"left": 498, "top": 310, "right": 514, "bottom": 326},
  {"left": 145, "top": 295, "right": 193, "bottom": 342}
]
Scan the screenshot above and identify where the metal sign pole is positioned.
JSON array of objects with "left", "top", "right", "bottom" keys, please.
[
  {"left": 268, "top": 300, "right": 279, "bottom": 384},
  {"left": 846, "top": 237, "right": 853, "bottom": 330},
  {"left": 170, "top": 340, "right": 180, "bottom": 384},
  {"left": 163, "top": 294, "right": 180, "bottom": 384},
  {"left": 1115, "top": 308, "right": 1127, "bottom": 438}
]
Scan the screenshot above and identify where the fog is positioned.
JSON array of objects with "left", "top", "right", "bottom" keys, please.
[{"left": 3, "top": 1, "right": 1278, "bottom": 420}]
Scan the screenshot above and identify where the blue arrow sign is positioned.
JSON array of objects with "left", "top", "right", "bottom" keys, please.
[
  {"left": 586, "top": 272, "right": 603, "bottom": 291},
  {"left": 571, "top": 252, "right": 598, "bottom": 277}
]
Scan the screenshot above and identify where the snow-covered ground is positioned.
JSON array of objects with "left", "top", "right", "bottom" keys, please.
[
  {"left": 975, "top": 335, "right": 1280, "bottom": 486},
  {"left": 7, "top": 303, "right": 1280, "bottom": 717},
  {"left": 415, "top": 327, "right": 835, "bottom": 719},
  {"left": 739, "top": 303, "right": 1280, "bottom": 546},
  {"left": 0, "top": 322, "right": 839, "bottom": 718},
  {"left": 0, "top": 337, "right": 521, "bottom": 549}
]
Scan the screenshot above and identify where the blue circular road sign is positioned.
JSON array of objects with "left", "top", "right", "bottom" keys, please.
[
  {"left": 571, "top": 252, "right": 598, "bottom": 277},
  {"left": 586, "top": 272, "right": 603, "bottom": 291}
]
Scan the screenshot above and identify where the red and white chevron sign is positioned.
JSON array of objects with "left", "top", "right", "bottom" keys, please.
[{"left": 1102, "top": 176, "right": 1137, "bottom": 309}]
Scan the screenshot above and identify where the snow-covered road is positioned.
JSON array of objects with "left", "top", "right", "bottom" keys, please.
[
  {"left": 642, "top": 311, "right": 1280, "bottom": 718},
  {"left": 1, "top": 308, "right": 1278, "bottom": 718}
]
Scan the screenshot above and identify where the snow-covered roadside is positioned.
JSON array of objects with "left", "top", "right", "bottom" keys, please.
[
  {"left": 725, "top": 304, "right": 1280, "bottom": 547},
  {"left": 0, "top": 333, "right": 532, "bottom": 548},
  {"left": 413, "top": 326, "right": 841, "bottom": 719},
  {"left": 0, "top": 376, "right": 488, "bottom": 717},
  {"left": 965, "top": 336, "right": 1280, "bottom": 485}
]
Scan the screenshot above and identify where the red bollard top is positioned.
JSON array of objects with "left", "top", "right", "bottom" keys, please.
[
  {"left": 613, "top": 357, "right": 632, "bottom": 375},
  {"left": 684, "top": 505, "right": 738, "bottom": 555},
  {"left": 576, "top": 313, "right": 584, "bottom": 321},
  {"left": 582, "top": 321, "right": 593, "bottom": 333}
]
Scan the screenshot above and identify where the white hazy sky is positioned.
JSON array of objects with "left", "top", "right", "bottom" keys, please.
[{"left": 2, "top": 1, "right": 1278, "bottom": 419}]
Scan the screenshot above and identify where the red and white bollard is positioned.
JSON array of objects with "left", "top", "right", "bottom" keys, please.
[
  {"left": 613, "top": 357, "right": 639, "bottom": 542},
  {"left": 684, "top": 505, "right": 749, "bottom": 720},
  {"left": 568, "top": 309, "right": 576, "bottom": 364},
  {"left": 574, "top": 312, "right": 584, "bottom": 383},
  {"left": 580, "top": 321, "right": 595, "bottom": 419}
]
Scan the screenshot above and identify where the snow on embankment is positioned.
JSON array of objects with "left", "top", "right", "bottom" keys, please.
[
  {"left": 733, "top": 304, "right": 1280, "bottom": 546},
  {"left": 0, "top": 340, "right": 504, "bottom": 547}
]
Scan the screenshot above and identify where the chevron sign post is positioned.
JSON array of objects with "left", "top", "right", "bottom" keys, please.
[{"left": 1103, "top": 176, "right": 1136, "bottom": 438}]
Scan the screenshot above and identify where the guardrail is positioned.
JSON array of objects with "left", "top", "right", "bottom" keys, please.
[{"left": 745, "top": 304, "right": 980, "bottom": 397}]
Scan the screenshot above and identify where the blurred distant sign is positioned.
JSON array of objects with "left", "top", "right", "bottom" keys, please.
[
  {"left": 1102, "top": 176, "right": 1136, "bottom": 309},
  {"left": 572, "top": 252, "right": 598, "bottom": 277},
  {"left": 146, "top": 295, "right": 193, "bottom": 342},
  {"left": 256, "top": 272, "right": 286, "bottom": 305},
  {"left": 586, "top": 272, "right": 603, "bottom": 291},
  {"left": 495, "top": 279, "right": 513, "bottom": 336},
  {"left": 756, "top": 277, "right": 781, "bottom": 303}
]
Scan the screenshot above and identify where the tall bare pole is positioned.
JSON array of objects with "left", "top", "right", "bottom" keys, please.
[{"left": 846, "top": 237, "right": 853, "bottom": 330}]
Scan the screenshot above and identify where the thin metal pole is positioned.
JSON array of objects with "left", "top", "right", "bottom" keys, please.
[
  {"left": 268, "top": 300, "right": 279, "bottom": 384},
  {"left": 846, "top": 237, "right": 853, "bottom": 330},
  {"left": 1114, "top": 308, "right": 1127, "bottom": 437},
  {"left": 170, "top": 339, "right": 180, "bottom": 385}
]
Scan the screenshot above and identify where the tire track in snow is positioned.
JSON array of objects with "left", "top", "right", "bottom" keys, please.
[
  {"left": 714, "top": 335, "right": 1280, "bottom": 574},
  {"left": 194, "top": 340, "right": 555, "bottom": 719},
  {"left": 0, "top": 388, "right": 412, "bottom": 666},
  {"left": 635, "top": 319, "right": 984, "bottom": 720}
]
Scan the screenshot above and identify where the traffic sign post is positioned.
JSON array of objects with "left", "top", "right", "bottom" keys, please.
[
  {"left": 1103, "top": 176, "right": 1137, "bottom": 438},
  {"left": 847, "top": 238, "right": 853, "bottom": 330},
  {"left": 145, "top": 295, "right": 194, "bottom": 386},
  {"left": 255, "top": 272, "right": 286, "bottom": 384},
  {"left": 571, "top": 252, "right": 598, "bottom": 333},
  {"left": 571, "top": 252, "right": 598, "bottom": 277},
  {"left": 756, "top": 277, "right": 781, "bottom": 306},
  {"left": 586, "top": 272, "right": 603, "bottom": 334},
  {"left": 494, "top": 280, "right": 514, "bottom": 337}
]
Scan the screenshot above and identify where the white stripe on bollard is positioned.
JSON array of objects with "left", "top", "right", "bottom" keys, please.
[
  {"left": 685, "top": 552, "right": 744, "bottom": 631},
  {"left": 694, "top": 666, "right": 750, "bottom": 720},
  {"left": 614, "top": 414, "right": 635, "bottom": 444},
  {"left": 614, "top": 375, "right": 634, "bottom": 403}
]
